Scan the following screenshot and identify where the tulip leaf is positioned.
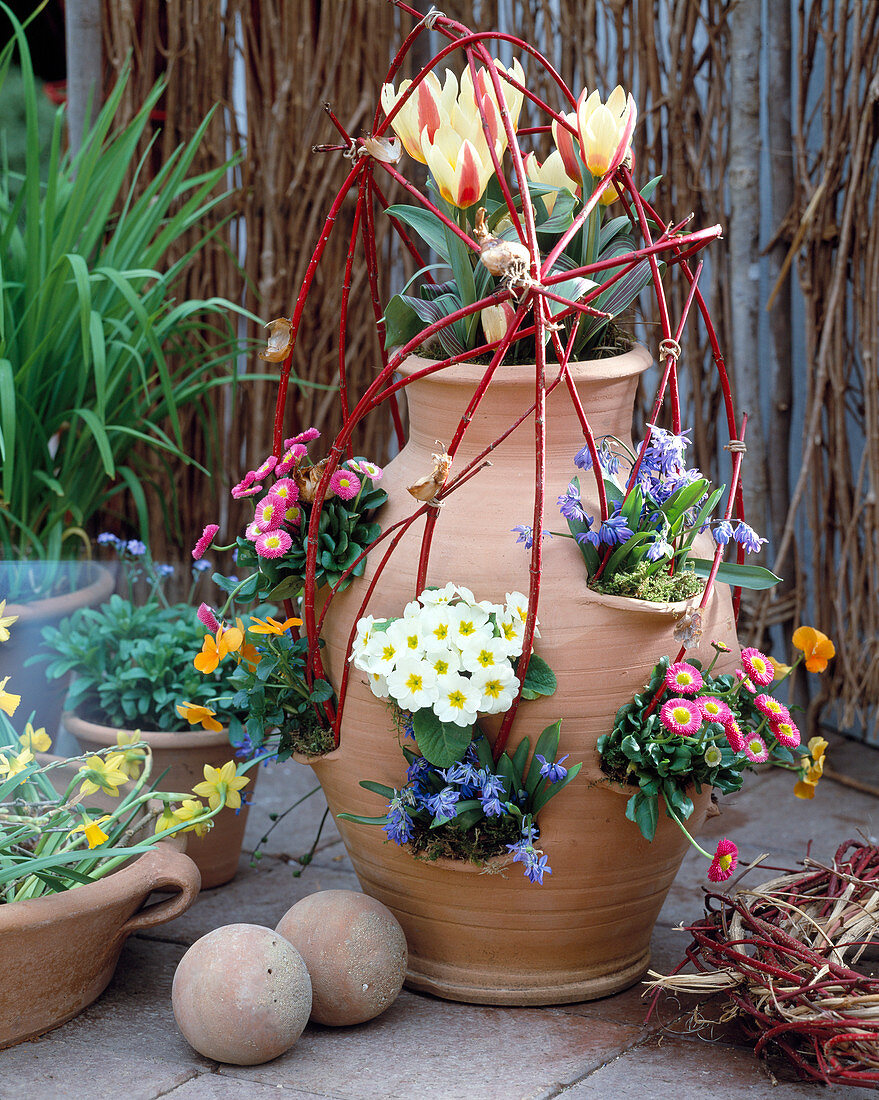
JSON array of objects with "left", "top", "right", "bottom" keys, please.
[
  {"left": 383, "top": 293, "right": 427, "bottom": 351},
  {"left": 383, "top": 204, "right": 450, "bottom": 262}
]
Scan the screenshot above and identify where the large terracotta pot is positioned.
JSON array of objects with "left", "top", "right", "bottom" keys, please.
[
  {"left": 315, "top": 347, "right": 740, "bottom": 1005},
  {"left": 0, "top": 843, "right": 199, "bottom": 1049},
  {"left": 63, "top": 713, "right": 258, "bottom": 890},
  {"left": 0, "top": 562, "right": 115, "bottom": 737}
]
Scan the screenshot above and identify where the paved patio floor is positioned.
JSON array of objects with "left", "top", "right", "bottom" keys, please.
[{"left": 5, "top": 734, "right": 879, "bottom": 1099}]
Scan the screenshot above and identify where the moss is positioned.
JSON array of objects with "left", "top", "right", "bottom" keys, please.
[
  {"left": 278, "top": 718, "right": 335, "bottom": 758},
  {"left": 405, "top": 814, "right": 520, "bottom": 866},
  {"left": 591, "top": 563, "right": 704, "bottom": 603}
]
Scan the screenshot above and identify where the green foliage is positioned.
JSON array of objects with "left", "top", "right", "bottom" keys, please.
[
  {"left": 592, "top": 562, "right": 704, "bottom": 602},
  {"left": 34, "top": 594, "right": 234, "bottom": 731},
  {"left": 0, "top": 7, "right": 260, "bottom": 558}
]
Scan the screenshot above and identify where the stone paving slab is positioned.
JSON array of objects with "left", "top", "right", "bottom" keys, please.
[
  {"left": 553, "top": 1032, "right": 877, "bottom": 1098},
  {"left": 160, "top": 1074, "right": 348, "bottom": 1099},
  {"left": 215, "top": 991, "right": 645, "bottom": 1100}
]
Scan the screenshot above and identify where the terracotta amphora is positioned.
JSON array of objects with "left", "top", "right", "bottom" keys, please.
[{"left": 311, "top": 347, "right": 739, "bottom": 1005}]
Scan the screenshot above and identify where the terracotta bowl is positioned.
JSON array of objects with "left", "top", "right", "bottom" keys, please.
[{"left": 0, "top": 843, "right": 200, "bottom": 1049}]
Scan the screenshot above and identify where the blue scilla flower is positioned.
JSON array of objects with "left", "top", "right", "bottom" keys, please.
[
  {"left": 734, "top": 521, "right": 768, "bottom": 554},
  {"left": 233, "top": 734, "right": 256, "bottom": 760},
  {"left": 575, "top": 528, "right": 601, "bottom": 549},
  {"left": 536, "top": 753, "right": 569, "bottom": 783},
  {"left": 598, "top": 514, "right": 634, "bottom": 546},
  {"left": 444, "top": 761, "right": 481, "bottom": 787},
  {"left": 645, "top": 537, "right": 674, "bottom": 562},
  {"left": 384, "top": 796, "right": 414, "bottom": 845},
  {"left": 406, "top": 755, "right": 433, "bottom": 785},
  {"left": 524, "top": 852, "right": 552, "bottom": 884},
  {"left": 480, "top": 773, "right": 506, "bottom": 798},
  {"left": 557, "top": 482, "right": 588, "bottom": 523},
  {"left": 712, "top": 520, "right": 734, "bottom": 546},
  {"left": 481, "top": 792, "right": 505, "bottom": 816},
  {"left": 573, "top": 442, "right": 620, "bottom": 476},
  {"left": 644, "top": 425, "right": 691, "bottom": 473},
  {"left": 426, "top": 786, "right": 460, "bottom": 821},
  {"left": 511, "top": 525, "right": 552, "bottom": 550}
]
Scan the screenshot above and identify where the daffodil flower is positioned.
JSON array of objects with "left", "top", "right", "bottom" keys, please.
[
  {"left": 170, "top": 798, "right": 212, "bottom": 837},
  {"left": 176, "top": 701, "right": 223, "bottom": 733},
  {"left": 0, "top": 676, "right": 21, "bottom": 718},
  {"left": 70, "top": 815, "right": 112, "bottom": 849},
  {"left": 113, "top": 730, "right": 146, "bottom": 779},
  {"left": 192, "top": 760, "right": 250, "bottom": 811},
  {"left": 154, "top": 804, "right": 177, "bottom": 835},
  {"left": 77, "top": 753, "right": 130, "bottom": 798},
  {"left": 19, "top": 722, "right": 51, "bottom": 753},
  {"left": 0, "top": 746, "right": 33, "bottom": 779},
  {"left": 0, "top": 599, "right": 18, "bottom": 644}
]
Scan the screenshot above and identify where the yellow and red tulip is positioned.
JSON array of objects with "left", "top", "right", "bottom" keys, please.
[
  {"left": 576, "top": 84, "right": 637, "bottom": 181},
  {"left": 524, "top": 150, "right": 579, "bottom": 214},
  {"left": 380, "top": 69, "right": 457, "bottom": 164}
]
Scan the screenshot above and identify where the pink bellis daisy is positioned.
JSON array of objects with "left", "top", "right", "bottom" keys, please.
[
  {"left": 191, "top": 523, "right": 219, "bottom": 560},
  {"left": 754, "top": 694, "right": 790, "bottom": 722},
  {"left": 284, "top": 428, "right": 320, "bottom": 447},
  {"left": 270, "top": 478, "right": 299, "bottom": 505},
  {"left": 724, "top": 718, "right": 745, "bottom": 752},
  {"left": 252, "top": 455, "right": 278, "bottom": 481},
  {"left": 254, "top": 494, "right": 285, "bottom": 533},
  {"left": 665, "top": 662, "right": 703, "bottom": 695},
  {"left": 698, "top": 696, "right": 732, "bottom": 725},
  {"left": 707, "top": 838, "right": 738, "bottom": 882},
  {"left": 743, "top": 734, "right": 768, "bottom": 763},
  {"left": 740, "top": 647, "right": 774, "bottom": 687},
  {"left": 660, "top": 697, "right": 702, "bottom": 737},
  {"left": 231, "top": 473, "right": 263, "bottom": 499},
  {"left": 772, "top": 718, "right": 801, "bottom": 748},
  {"left": 255, "top": 530, "right": 293, "bottom": 559},
  {"left": 350, "top": 459, "right": 384, "bottom": 481},
  {"left": 283, "top": 504, "right": 302, "bottom": 528},
  {"left": 329, "top": 468, "right": 361, "bottom": 501},
  {"left": 735, "top": 670, "right": 757, "bottom": 693},
  {"left": 197, "top": 603, "right": 221, "bottom": 633},
  {"left": 275, "top": 444, "right": 307, "bottom": 476}
]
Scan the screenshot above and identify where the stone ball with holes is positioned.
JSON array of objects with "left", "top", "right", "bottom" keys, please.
[
  {"left": 172, "top": 923, "right": 312, "bottom": 1064},
  {"left": 275, "top": 890, "right": 408, "bottom": 1026}
]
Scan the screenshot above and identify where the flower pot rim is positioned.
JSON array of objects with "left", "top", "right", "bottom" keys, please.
[
  {"left": 409, "top": 850, "right": 517, "bottom": 875},
  {"left": 4, "top": 562, "right": 115, "bottom": 622},
  {"left": 582, "top": 585, "right": 709, "bottom": 617},
  {"left": 62, "top": 710, "right": 231, "bottom": 751},
  {"left": 0, "top": 842, "right": 197, "bottom": 932},
  {"left": 398, "top": 342, "right": 651, "bottom": 387}
]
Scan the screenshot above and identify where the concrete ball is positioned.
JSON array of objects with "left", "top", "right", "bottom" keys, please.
[
  {"left": 276, "top": 890, "right": 407, "bottom": 1026},
  {"left": 172, "top": 923, "right": 312, "bottom": 1064}
]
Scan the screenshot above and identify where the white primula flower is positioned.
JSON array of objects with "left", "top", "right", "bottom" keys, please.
[
  {"left": 459, "top": 635, "right": 511, "bottom": 675},
  {"left": 423, "top": 645, "right": 463, "bottom": 682},
  {"left": 447, "top": 602, "right": 491, "bottom": 649},
  {"left": 433, "top": 672, "right": 482, "bottom": 727},
  {"left": 418, "top": 582, "right": 462, "bottom": 607},
  {"left": 495, "top": 613, "right": 525, "bottom": 658},
  {"left": 366, "top": 670, "right": 391, "bottom": 699},
  {"left": 350, "top": 615, "right": 379, "bottom": 664},
  {"left": 362, "top": 631, "right": 400, "bottom": 676},
  {"left": 401, "top": 599, "right": 423, "bottom": 620},
  {"left": 419, "top": 603, "right": 456, "bottom": 649},
  {"left": 471, "top": 664, "right": 519, "bottom": 714},
  {"left": 386, "top": 618, "right": 427, "bottom": 660},
  {"left": 386, "top": 657, "right": 439, "bottom": 712}
]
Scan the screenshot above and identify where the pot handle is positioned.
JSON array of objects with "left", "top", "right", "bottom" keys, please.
[{"left": 120, "top": 845, "right": 201, "bottom": 935}]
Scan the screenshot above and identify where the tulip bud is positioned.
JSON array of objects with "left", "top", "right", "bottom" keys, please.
[
  {"left": 473, "top": 207, "right": 531, "bottom": 279},
  {"left": 481, "top": 301, "right": 516, "bottom": 344}
]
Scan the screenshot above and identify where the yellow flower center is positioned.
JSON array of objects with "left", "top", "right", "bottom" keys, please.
[
  {"left": 433, "top": 659, "right": 450, "bottom": 675},
  {"left": 476, "top": 649, "right": 493, "bottom": 667},
  {"left": 483, "top": 679, "right": 502, "bottom": 698},
  {"left": 459, "top": 621, "right": 476, "bottom": 636},
  {"left": 446, "top": 690, "right": 467, "bottom": 709},
  {"left": 405, "top": 673, "right": 424, "bottom": 692},
  {"left": 432, "top": 624, "right": 449, "bottom": 640},
  {"left": 672, "top": 706, "right": 691, "bottom": 724},
  {"left": 381, "top": 644, "right": 396, "bottom": 661},
  {"left": 719, "top": 853, "right": 733, "bottom": 872}
]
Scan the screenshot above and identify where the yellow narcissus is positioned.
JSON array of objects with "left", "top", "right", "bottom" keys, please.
[{"left": 192, "top": 760, "right": 250, "bottom": 812}]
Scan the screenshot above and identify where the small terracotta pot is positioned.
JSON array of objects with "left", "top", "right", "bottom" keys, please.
[
  {"left": 62, "top": 713, "right": 257, "bottom": 890},
  {"left": 0, "top": 843, "right": 200, "bottom": 1049},
  {"left": 1, "top": 562, "right": 114, "bottom": 737}
]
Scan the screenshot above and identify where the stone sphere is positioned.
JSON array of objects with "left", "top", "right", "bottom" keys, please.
[
  {"left": 172, "top": 923, "right": 312, "bottom": 1064},
  {"left": 275, "top": 890, "right": 407, "bottom": 1026}
]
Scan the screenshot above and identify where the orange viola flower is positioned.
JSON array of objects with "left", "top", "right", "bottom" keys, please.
[
  {"left": 248, "top": 615, "right": 302, "bottom": 636},
  {"left": 791, "top": 626, "right": 836, "bottom": 673},
  {"left": 194, "top": 622, "right": 244, "bottom": 674}
]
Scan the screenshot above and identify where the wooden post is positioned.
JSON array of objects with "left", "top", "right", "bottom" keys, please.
[{"left": 64, "top": 0, "right": 103, "bottom": 158}]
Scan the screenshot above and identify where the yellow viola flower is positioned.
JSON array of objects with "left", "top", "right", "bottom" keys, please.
[
  {"left": 248, "top": 615, "right": 302, "bottom": 636},
  {"left": 524, "top": 150, "right": 579, "bottom": 215},
  {"left": 19, "top": 722, "right": 51, "bottom": 753},
  {"left": 794, "top": 736, "right": 829, "bottom": 800},
  {"left": 792, "top": 626, "right": 836, "bottom": 673},
  {"left": 70, "top": 815, "right": 112, "bottom": 849},
  {"left": 176, "top": 701, "right": 223, "bottom": 733},
  {"left": 768, "top": 655, "right": 793, "bottom": 679},
  {"left": 0, "top": 747, "right": 33, "bottom": 779},
  {"left": 194, "top": 622, "right": 244, "bottom": 674},
  {"left": 113, "top": 730, "right": 146, "bottom": 780},
  {"left": 807, "top": 735, "right": 829, "bottom": 763},
  {"left": 0, "top": 676, "right": 21, "bottom": 718},
  {"left": 77, "top": 752, "right": 130, "bottom": 798},
  {"left": 171, "top": 798, "right": 212, "bottom": 838},
  {"left": 0, "top": 599, "right": 18, "bottom": 644},
  {"left": 192, "top": 760, "right": 250, "bottom": 811}
]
